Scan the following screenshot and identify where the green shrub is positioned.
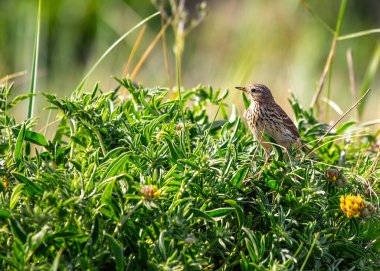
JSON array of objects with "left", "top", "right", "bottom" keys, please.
[{"left": 0, "top": 79, "right": 379, "bottom": 270}]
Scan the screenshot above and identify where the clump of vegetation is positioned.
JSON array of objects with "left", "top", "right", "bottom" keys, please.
[{"left": 0, "top": 78, "right": 378, "bottom": 270}]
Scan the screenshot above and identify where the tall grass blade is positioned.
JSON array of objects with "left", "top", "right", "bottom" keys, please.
[
  {"left": 28, "top": 0, "right": 42, "bottom": 119},
  {"left": 358, "top": 42, "right": 380, "bottom": 118},
  {"left": 338, "top": 28, "right": 380, "bottom": 40},
  {"left": 76, "top": 11, "right": 160, "bottom": 92}
]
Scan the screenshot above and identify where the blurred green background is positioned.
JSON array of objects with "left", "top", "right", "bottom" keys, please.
[{"left": 0, "top": 0, "right": 379, "bottom": 125}]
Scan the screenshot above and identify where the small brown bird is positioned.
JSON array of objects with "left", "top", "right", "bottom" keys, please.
[{"left": 235, "top": 83, "right": 308, "bottom": 158}]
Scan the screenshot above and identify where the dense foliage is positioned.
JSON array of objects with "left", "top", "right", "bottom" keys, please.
[{"left": 0, "top": 79, "right": 379, "bottom": 270}]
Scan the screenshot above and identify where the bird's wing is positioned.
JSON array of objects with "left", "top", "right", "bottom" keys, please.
[
  {"left": 274, "top": 103, "right": 300, "bottom": 137},
  {"left": 263, "top": 102, "right": 300, "bottom": 139}
]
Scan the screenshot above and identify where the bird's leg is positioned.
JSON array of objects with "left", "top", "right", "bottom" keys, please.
[
  {"left": 257, "top": 130, "right": 271, "bottom": 162},
  {"left": 250, "top": 147, "right": 271, "bottom": 180},
  {"left": 241, "top": 145, "right": 260, "bottom": 184}
]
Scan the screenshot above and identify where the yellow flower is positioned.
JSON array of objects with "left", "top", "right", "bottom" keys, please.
[
  {"left": 141, "top": 185, "right": 160, "bottom": 199},
  {"left": 340, "top": 194, "right": 365, "bottom": 218}
]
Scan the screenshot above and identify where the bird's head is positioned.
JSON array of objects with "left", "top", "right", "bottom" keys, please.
[{"left": 235, "top": 83, "right": 274, "bottom": 101}]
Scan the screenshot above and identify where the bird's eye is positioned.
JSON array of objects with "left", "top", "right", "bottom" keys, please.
[{"left": 251, "top": 88, "right": 257, "bottom": 93}]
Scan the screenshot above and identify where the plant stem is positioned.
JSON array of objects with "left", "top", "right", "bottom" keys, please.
[
  {"left": 300, "top": 233, "right": 319, "bottom": 271},
  {"left": 28, "top": 0, "right": 41, "bottom": 120}
]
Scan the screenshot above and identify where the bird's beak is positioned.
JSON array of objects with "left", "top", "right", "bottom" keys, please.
[{"left": 235, "top": 86, "right": 247, "bottom": 93}]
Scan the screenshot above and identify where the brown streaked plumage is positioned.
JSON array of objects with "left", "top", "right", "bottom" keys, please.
[{"left": 235, "top": 83, "right": 307, "bottom": 157}]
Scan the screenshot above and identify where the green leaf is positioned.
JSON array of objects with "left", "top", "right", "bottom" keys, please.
[
  {"left": 164, "top": 137, "right": 181, "bottom": 160},
  {"left": 242, "top": 93, "right": 250, "bottom": 109},
  {"left": 70, "top": 136, "right": 86, "bottom": 147},
  {"left": 105, "top": 233, "right": 124, "bottom": 271},
  {"left": 104, "top": 147, "right": 127, "bottom": 160},
  {"left": 8, "top": 93, "right": 33, "bottom": 109},
  {"left": 205, "top": 120, "right": 228, "bottom": 131},
  {"left": 139, "top": 90, "right": 159, "bottom": 116},
  {"left": 51, "top": 248, "right": 64, "bottom": 271},
  {"left": 190, "top": 208, "right": 214, "bottom": 222},
  {"left": 28, "top": 225, "right": 49, "bottom": 257},
  {"left": 267, "top": 180, "right": 279, "bottom": 190},
  {"left": 206, "top": 207, "right": 234, "bottom": 218},
  {"left": 245, "top": 238, "right": 258, "bottom": 263},
  {"left": 0, "top": 209, "right": 11, "bottom": 218},
  {"left": 225, "top": 200, "right": 244, "bottom": 227},
  {"left": 336, "top": 121, "right": 356, "bottom": 134},
  {"left": 158, "top": 231, "right": 167, "bottom": 260},
  {"left": 231, "top": 165, "right": 249, "bottom": 187},
  {"left": 47, "top": 232, "right": 77, "bottom": 239},
  {"left": 90, "top": 215, "right": 99, "bottom": 245},
  {"left": 12, "top": 128, "right": 48, "bottom": 147},
  {"left": 25, "top": 130, "right": 48, "bottom": 146},
  {"left": 14, "top": 124, "right": 26, "bottom": 164},
  {"left": 101, "top": 179, "right": 115, "bottom": 206},
  {"left": 69, "top": 159, "right": 82, "bottom": 171},
  {"left": 11, "top": 172, "right": 43, "bottom": 196},
  {"left": 100, "top": 179, "right": 120, "bottom": 220},
  {"left": 229, "top": 118, "right": 241, "bottom": 144},
  {"left": 240, "top": 251, "right": 250, "bottom": 270},
  {"left": 178, "top": 159, "right": 200, "bottom": 170},
  {"left": 10, "top": 216, "right": 27, "bottom": 243},
  {"left": 102, "top": 153, "right": 129, "bottom": 181},
  {"left": 10, "top": 184, "right": 25, "bottom": 210}
]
